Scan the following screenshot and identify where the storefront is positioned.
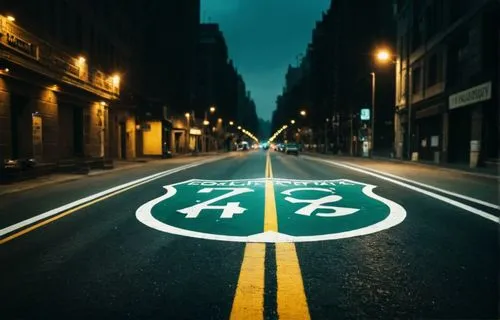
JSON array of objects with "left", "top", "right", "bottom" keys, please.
[{"left": 447, "top": 81, "right": 493, "bottom": 167}]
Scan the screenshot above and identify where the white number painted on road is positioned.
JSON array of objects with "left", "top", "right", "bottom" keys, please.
[
  {"left": 282, "top": 187, "right": 359, "bottom": 217},
  {"left": 177, "top": 188, "right": 254, "bottom": 219}
]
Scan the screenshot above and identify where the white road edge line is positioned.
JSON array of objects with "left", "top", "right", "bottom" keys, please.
[
  {"left": 336, "top": 160, "right": 500, "bottom": 211},
  {"left": 303, "top": 156, "right": 500, "bottom": 224},
  {"left": 0, "top": 157, "right": 224, "bottom": 237}
]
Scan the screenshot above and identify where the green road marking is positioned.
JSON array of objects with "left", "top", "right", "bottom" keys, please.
[
  {"left": 136, "top": 178, "right": 406, "bottom": 242},
  {"left": 274, "top": 180, "right": 390, "bottom": 236},
  {"left": 150, "top": 181, "right": 265, "bottom": 237}
]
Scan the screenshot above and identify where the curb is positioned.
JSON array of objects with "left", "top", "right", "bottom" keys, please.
[
  {"left": 0, "top": 153, "right": 228, "bottom": 197},
  {"left": 303, "top": 152, "right": 499, "bottom": 180},
  {"left": 0, "top": 175, "right": 83, "bottom": 197}
]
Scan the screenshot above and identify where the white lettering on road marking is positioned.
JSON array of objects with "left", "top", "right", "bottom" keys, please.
[
  {"left": 177, "top": 188, "right": 254, "bottom": 218},
  {"left": 303, "top": 156, "right": 499, "bottom": 224},
  {"left": 136, "top": 179, "right": 407, "bottom": 242},
  {"left": 282, "top": 187, "right": 359, "bottom": 217}
]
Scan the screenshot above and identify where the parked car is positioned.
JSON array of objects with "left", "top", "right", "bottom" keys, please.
[{"left": 285, "top": 143, "right": 299, "bottom": 155}]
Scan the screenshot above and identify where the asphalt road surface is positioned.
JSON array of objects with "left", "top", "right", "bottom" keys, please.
[{"left": 1, "top": 151, "right": 498, "bottom": 320}]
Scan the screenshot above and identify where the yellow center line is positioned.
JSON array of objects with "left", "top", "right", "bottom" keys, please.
[
  {"left": 229, "top": 243, "right": 266, "bottom": 320},
  {"left": 230, "top": 152, "right": 272, "bottom": 319},
  {"left": 264, "top": 152, "right": 277, "bottom": 231},
  {"left": 276, "top": 243, "right": 311, "bottom": 320},
  {"left": 269, "top": 151, "right": 310, "bottom": 319},
  {"left": 230, "top": 151, "right": 310, "bottom": 319}
]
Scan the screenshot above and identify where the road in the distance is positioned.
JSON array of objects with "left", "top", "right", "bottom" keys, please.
[{"left": 0, "top": 151, "right": 498, "bottom": 320}]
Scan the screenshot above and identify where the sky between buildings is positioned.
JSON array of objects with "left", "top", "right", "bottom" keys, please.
[{"left": 201, "top": 0, "right": 330, "bottom": 120}]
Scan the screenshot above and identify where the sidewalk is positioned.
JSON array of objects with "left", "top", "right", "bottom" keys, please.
[
  {"left": 303, "top": 152, "right": 499, "bottom": 179},
  {"left": 0, "top": 151, "right": 229, "bottom": 197},
  {"left": 0, "top": 160, "right": 144, "bottom": 197}
]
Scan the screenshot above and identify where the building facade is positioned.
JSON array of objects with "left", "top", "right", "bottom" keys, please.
[
  {"left": 272, "top": 0, "right": 396, "bottom": 155},
  {"left": 133, "top": 0, "right": 201, "bottom": 157},
  {"left": 394, "top": 0, "right": 499, "bottom": 166},
  {"left": 0, "top": 0, "right": 134, "bottom": 180}
]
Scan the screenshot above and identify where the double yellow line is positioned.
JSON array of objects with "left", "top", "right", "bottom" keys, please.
[{"left": 230, "top": 152, "right": 310, "bottom": 319}]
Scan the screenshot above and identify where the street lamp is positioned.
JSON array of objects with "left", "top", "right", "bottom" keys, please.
[
  {"left": 210, "top": 106, "right": 216, "bottom": 113},
  {"left": 369, "top": 48, "right": 394, "bottom": 157},
  {"left": 376, "top": 49, "right": 391, "bottom": 63},
  {"left": 300, "top": 110, "right": 306, "bottom": 117},
  {"left": 237, "top": 126, "right": 242, "bottom": 130},
  {"left": 112, "top": 74, "right": 121, "bottom": 87},
  {"left": 229, "top": 121, "right": 234, "bottom": 126},
  {"left": 290, "top": 119, "right": 295, "bottom": 124},
  {"left": 185, "top": 113, "right": 191, "bottom": 153}
]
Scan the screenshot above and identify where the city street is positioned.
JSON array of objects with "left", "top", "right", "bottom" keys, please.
[{"left": 0, "top": 150, "right": 498, "bottom": 320}]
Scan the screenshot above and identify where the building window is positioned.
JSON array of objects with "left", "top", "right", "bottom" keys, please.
[
  {"left": 412, "top": 67, "right": 422, "bottom": 94},
  {"left": 411, "top": 18, "right": 423, "bottom": 51},
  {"left": 427, "top": 54, "right": 438, "bottom": 86}
]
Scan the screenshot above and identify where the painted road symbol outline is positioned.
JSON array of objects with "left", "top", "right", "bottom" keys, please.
[{"left": 135, "top": 178, "right": 407, "bottom": 243}]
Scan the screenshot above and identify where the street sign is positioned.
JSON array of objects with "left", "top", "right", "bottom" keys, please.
[
  {"left": 136, "top": 178, "right": 406, "bottom": 243},
  {"left": 360, "top": 108, "right": 370, "bottom": 120}
]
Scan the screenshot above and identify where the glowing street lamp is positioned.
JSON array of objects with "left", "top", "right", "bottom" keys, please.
[
  {"left": 375, "top": 49, "right": 391, "bottom": 63},
  {"left": 184, "top": 112, "right": 190, "bottom": 118},
  {"left": 210, "top": 106, "right": 216, "bottom": 113},
  {"left": 77, "top": 56, "right": 86, "bottom": 65},
  {"left": 300, "top": 110, "right": 306, "bottom": 117},
  {"left": 237, "top": 126, "right": 242, "bottom": 130},
  {"left": 229, "top": 121, "right": 234, "bottom": 126},
  {"left": 290, "top": 119, "right": 295, "bottom": 124},
  {"left": 112, "top": 74, "right": 120, "bottom": 86}
]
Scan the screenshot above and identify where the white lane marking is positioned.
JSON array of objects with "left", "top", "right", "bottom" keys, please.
[
  {"left": 0, "top": 157, "right": 224, "bottom": 237},
  {"left": 303, "top": 156, "right": 500, "bottom": 224},
  {"left": 339, "top": 161, "right": 499, "bottom": 211}
]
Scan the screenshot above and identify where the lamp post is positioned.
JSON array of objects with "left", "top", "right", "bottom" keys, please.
[
  {"left": 370, "top": 48, "right": 393, "bottom": 157},
  {"left": 325, "top": 118, "right": 330, "bottom": 153},
  {"left": 370, "top": 72, "right": 376, "bottom": 156},
  {"left": 185, "top": 112, "right": 190, "bottom": 153}
]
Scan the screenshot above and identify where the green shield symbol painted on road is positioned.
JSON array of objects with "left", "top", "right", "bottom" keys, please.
[
  {"left": 136, "top": 178, "right": 406, "bottom": 243},
  {"left": 273, "top": 178, "right": 402, "bottom": 239},
  {"left": 136, "top": 179, "right": 267, "bottom": 241}
]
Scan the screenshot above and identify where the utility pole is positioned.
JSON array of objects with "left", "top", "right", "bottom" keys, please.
[
  {"left": 370, "top": 72, "right": 376, "bottom": 156},
  {"left": 407, "top": 68, "right": 412, "bottom": 160},
  {"left": 349, "top": 112, "right": 353, "bottom": 156}
]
